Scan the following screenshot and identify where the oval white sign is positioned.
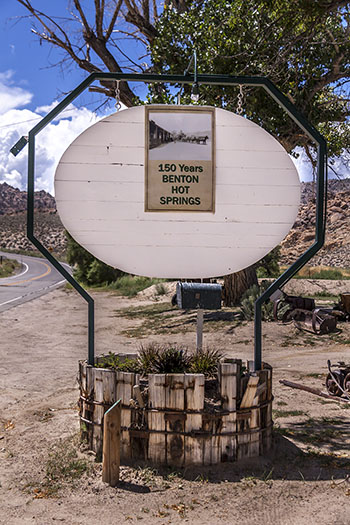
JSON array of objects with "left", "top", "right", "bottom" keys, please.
[{"left": 55, "top": 105, "right": 300, "bottom": 278}]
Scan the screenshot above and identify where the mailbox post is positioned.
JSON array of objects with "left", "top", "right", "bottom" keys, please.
[{"left": 176, "top": 282, "right": 222, "bottom": 351}]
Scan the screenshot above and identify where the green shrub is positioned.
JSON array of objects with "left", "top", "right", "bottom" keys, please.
[
  {"left": 152, "top": 346, "right": 192, "bottom": 373},
  {"left": 95, "top": 345, "right": 223, "bottom": 377},
  {"left": 95, "top": 352, "right": 141, "bottom": 373},
  {"left": 109, "top": 275, "right": 163, "bottom": 297},
  {"left": 0, "top": 258, "right": 20, "bottom": 278},
  {"left": 155, "top": 283, "right": 167, "bottom": 295},
  {"left": 190, "top": 348, "right": 224, "bottom": 376},
  {"left": 294, "top": 268, "right": 349, "bottom": 280},
  {"left": 240, "top": 280, "right": 274, "bottom": 321},
  {"left": 138, "top": 342, "right": 162, "bottom": 373},
  {"left": 66, "top": 232, "right": 123, "bottom": 286}
]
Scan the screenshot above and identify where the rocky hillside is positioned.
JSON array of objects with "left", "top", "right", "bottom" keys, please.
[
  {"left": 0, "top": 183, "right": 66, "bottom": 254},
  {"left": 281, "top": 180, "right": 350, "bottom": 267},
  {"left": 1, "top": 180, "right": 350, "bottom": 267},
  {"left": 0, "top": 182, "right": 56, "bottom": 215}
]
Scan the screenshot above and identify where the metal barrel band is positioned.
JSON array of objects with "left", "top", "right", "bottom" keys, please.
[
  {"left": 80, "top": 415, "right": 103, "bottom": 427},
  {"left": 79, "top": 394, "right": 113, "bottom": 408},
  {"left": 123, "top": 421, "right": 273, "bottom": 438}
]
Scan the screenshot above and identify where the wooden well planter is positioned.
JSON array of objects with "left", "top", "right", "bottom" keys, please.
[{"left": 78, "top": 354, "right": 273, "bottom": 466}]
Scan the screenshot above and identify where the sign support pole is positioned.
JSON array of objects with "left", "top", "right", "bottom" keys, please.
[
  {"left": 196, "top": 309, "right": 204, "bottom": 352},
  {"left": 10, "top": 71, "right": 327, "bottom": 371}
]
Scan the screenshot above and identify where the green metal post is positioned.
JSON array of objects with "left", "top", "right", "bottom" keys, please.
[{"left": 11, "top": 71, "right": 326, "bottom": 371}]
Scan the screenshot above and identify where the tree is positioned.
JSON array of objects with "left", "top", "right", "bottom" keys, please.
[
  {"left": 17, "top": 0, "right": 350, "bottom": 299},
  {"left": 148, "top": 0, "right": 349, "bottom": 303},
  {"left": 66, "top": 233, "right": 124, "bottom": 285}
]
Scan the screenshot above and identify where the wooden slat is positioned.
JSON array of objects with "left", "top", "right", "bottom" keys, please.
[
  {"left": 166, "top": 374, "right": 185, "bottom": 411},
  {"left": 148, "top": 374, "right": 166, "bottom": 409},
  {"left": 148, "top": 411, "right": 166, "bottom": 464},
  {"left": 56, "top": 179, "right": 299, "bottom": 207},
  {"left": 56, "top": 198, "right": 298, "bottom": 225},
  {"left": 92, "top": 369, "right": 105, "bottom": 458},
  {"left": 240, "top": 375, "right": 260, "bottom": 409},
  {"left": 219, "top": 362, "right": 237, "bottom": 411},
  {"left": 185, "top": 374, "right": 205, "bottom": 411}
]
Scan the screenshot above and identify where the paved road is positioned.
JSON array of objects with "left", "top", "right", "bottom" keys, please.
[{"left": 0, "top": 251, "right": 70, "bottom": 312}]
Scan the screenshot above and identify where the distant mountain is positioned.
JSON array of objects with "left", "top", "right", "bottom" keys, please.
[
  {"left": 0, "top": 182, "right": 66, "bottom": 254},
  {"left": 0, "top": 182, "right": 56, "bottom": 215}
]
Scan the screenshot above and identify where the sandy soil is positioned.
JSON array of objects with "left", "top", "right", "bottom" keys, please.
[{"left": 1, "top": 282, "right": 350, "bottom": 525}]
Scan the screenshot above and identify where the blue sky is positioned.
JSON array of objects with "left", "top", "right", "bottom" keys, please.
[{"left": 0, "top": 1, "right": 347, "bottom": 195}]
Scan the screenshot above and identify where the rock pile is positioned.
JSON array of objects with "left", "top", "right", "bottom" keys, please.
[{"left": 281, "top": 180, "right": 350, "bottom": 267}]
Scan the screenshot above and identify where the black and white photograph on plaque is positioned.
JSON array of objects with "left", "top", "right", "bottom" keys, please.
[{"left": 148, "top": 110, "right": 212, "bottom": 161}]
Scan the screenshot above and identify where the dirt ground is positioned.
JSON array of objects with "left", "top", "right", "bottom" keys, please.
[{"left": 1, "top": 281, "right": 350, "bottom": 525}]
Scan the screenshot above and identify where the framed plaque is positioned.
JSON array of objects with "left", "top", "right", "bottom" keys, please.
[{"left": 145, "top": 106, "right": 215, "bottom": 212}]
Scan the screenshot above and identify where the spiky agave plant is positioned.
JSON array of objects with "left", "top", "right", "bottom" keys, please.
[
  {"left": 189, "top": 347, "right": 224, "bottom": 377},
  {"left": 137, "top": 342, "right": 161, "bottom": 373},
  {"left": 152, "top": 345, "right": 192, "bottom": 373}
]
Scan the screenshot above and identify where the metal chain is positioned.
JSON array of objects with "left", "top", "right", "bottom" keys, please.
[
  {"left": 237, "top": 84, "right": 244, "bottom": 115},
  {"left": 115, "top": 80, "right": 121, "bottom": 110}
]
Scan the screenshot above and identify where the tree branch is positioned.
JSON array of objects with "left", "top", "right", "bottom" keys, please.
[{"left": 105, "top": 0, "right": 123, "bottom": 41}]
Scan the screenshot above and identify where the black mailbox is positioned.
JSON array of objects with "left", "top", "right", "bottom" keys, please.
[{"left": 176, "top": 282, "right": 222, "bottom": 310}]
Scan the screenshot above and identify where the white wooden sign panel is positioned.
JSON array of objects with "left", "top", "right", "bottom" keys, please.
[{"left": 55, "top": 105, "right": 300, "bottom": 278}]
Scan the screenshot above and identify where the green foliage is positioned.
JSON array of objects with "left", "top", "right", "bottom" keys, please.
[
  {"left": 240, "top": 280, "right": 275, "bottom": 321},
  {"left": 155, "top": 283, "right": 168, "bottom": 296},
  {"left": 66, "top": 232, "right": 123, "bottom": 286},
  {"left": 190, "top": 348, "right": 224, "bottom": 377},
  {"left": 151, "top": 1, "right": 350, "bottom": 161},
  {"left": 138, "top": 343, "right": 162, "bottom": 373},
  {"left": 296, "top": 268, "right": 348, "bottom": 280},
  {"left": 256, "top": 246, "right": 281, "bottom": 278},
  {"left": 39, "top": 436, "right": 90, "bottom": 496},
  {"left": 152, "top": 346, "right": 192, "bottom": 373},
  {"left": 0, "top": 258, "right": 20, "bottom": 278},
  {"left": 108, "top": 275, "right": 164, "bottom": 296},
  {"left": 96, "top": 344, "right": 223, "bottom": 376},
  {"left": 95, "top": 352, "right": 141, "bottom": 373}
]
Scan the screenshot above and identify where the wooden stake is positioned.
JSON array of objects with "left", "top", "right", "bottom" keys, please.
[
  {"left": 102, "top": 399, "right": 121, "bottom": 487},
  {"left": 196, "top": 309, "right": 204, "bottom": 351}
]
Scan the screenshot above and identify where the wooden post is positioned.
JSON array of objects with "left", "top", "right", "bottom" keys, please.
[{"left": 102, "top": 399, "right": 121, "bottom": 487}]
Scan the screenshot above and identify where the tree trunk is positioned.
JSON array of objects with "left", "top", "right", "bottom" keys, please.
[{"left": 223, "top": 267, "right": 258, "bottom": 307}]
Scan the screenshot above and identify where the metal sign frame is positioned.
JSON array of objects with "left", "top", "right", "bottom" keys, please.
[{"left": 10, "top": 72, "right": 327, "bottom": 369}]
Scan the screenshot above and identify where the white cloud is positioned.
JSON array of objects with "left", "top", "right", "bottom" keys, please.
[
  {"left": 291, "top": 146, "right": 350, "bottom": 182},
  {"left": 0, "top": 71, "right": 33, "bottom": 114},
  {"left": 0, "top": 74, "right": 104, "bottom": 194}
]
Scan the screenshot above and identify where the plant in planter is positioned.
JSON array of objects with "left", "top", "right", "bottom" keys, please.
[
  {"left": 190, "top": 347, "right": 224, "bottom": 377},
  {"left": 95, "top": 344, "right": 223, "bottom": 378},
  {"left": 95, "top": 352, "right": 141, "bottom": 373}
]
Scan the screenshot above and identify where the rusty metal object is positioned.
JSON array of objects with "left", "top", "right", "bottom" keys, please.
[
  {"left": 274, "top": 293, "right": 315, "bottom": 322},
  {"left": 340, "top": 294, "right": 350, "bottom": 314},
  {"left": 292, "top": 308, "right": 337, "bottom": 335},
  {"left": 326, "top": 360, "right": 350, "bottom": 399},
  {"left": 273, "top": 293, "right": 337, "bottom": 334}
]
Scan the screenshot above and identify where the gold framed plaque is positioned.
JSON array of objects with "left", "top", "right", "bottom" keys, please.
[{"left": 145, "top": 106, "right": 215, "bottom": 212}]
